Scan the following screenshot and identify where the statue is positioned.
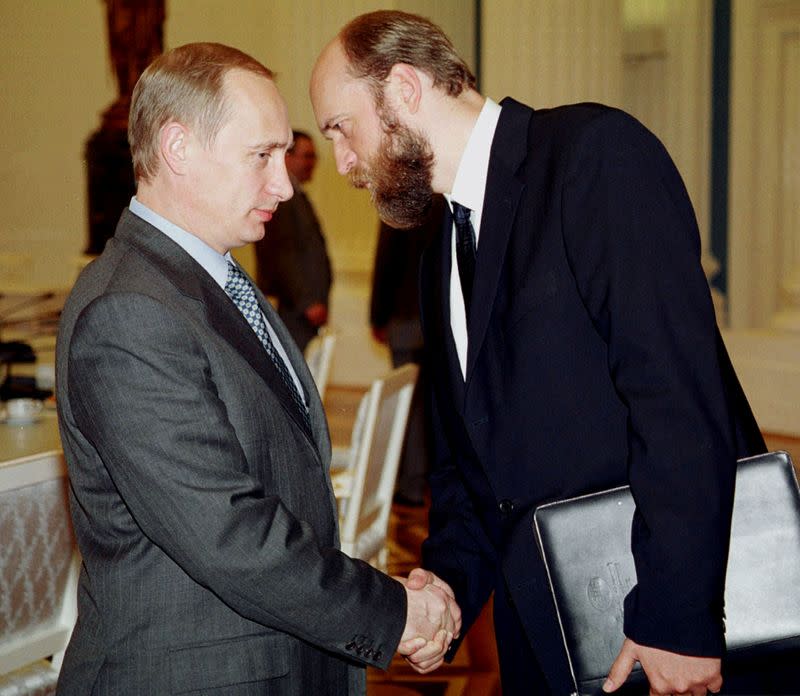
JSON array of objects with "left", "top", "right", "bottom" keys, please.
[
  {"left": 102, "top": 0, "right": 165, "bottom": 128},
  {"left": 85, "top": 0, "right": 165, "bottom": 254}
]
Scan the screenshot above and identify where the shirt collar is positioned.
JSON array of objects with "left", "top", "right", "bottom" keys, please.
[
  {"left": 129, "top": 196, "right": 232, "bottom": 289},
  {"left": 445, "top": 97, "right": 502, "bottom": 222}
]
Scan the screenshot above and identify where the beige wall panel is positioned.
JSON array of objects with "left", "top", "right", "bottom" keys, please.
[
  {"left": 665, "top": 2, "right": 713, "bottom": 253},
  {"left": 730, "top": 0, "right": 800, "bottom": 327},
  {"left": 761, "top": 18, "right": 800, "bottom": 327},
  {"left": 621, "top": 2, "right": 713, "bottom": 275},
  {"left": 481, "top": 0, "right": 623, "bottom": 109},
  {"left": 0, "top": 0, "right": 115, "bottom": 288},
  {"left": 729, "top": 0, "right": 759, "bottom": 327},
  {"left": 776, "top": 34, "right": 800, "bottom": 318},
  {"left": 727, "top": 0, "right": 800, "bottom": 435}
]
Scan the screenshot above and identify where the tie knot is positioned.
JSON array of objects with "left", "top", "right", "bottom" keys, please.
[
  {"left": 225, "top": 261, "right": 247, "bottom": 296},
  {"left": 226, "top": 260, "right": 240, "bottom": 280},
  {"left": 452, "top": 202, "right": 472, "bottom": 226}
]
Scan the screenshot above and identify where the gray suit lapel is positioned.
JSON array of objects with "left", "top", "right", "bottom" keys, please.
[
  {"left": 113, "top": 211, "right": 320, "bottom": 448},
  {"left": 249, "top": 266, "right": 331, "bottom": 462}
]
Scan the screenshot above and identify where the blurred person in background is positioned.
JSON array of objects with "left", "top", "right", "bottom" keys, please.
[
  {"left": 370, "top": 195, "right": 445, "bottom": 507},
  {"left": 255, "top": 130, "right": 332, "bottom": 352}
]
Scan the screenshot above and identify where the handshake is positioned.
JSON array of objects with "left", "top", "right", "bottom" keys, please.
[{"left": 394, "top": 568, "right": 463, "bottom": 674}]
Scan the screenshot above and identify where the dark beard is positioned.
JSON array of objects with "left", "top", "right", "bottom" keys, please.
[{"left": 351, "top": 121, "right": 435, "bottom": 229}]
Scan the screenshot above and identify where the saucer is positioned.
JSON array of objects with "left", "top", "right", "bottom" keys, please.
[{"left": 1, "top": 412, "right": 43, "bottom": 425}]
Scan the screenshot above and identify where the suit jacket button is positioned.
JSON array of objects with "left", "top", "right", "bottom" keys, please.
[
  {"left": 373, "top": 650, "right": 382, "bottom": 661},
  {"left": 363, "top": 648, "right": 373, "bottom": 659},
  {"left": 498, "top": 499, "right": 514, "bottom": 515},
  {"left": 345, "top": 641, "right": 356, "bottom": 651}
]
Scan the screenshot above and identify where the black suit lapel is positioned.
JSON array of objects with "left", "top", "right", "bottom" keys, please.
[
  {"left": 466, "top": 99, "right": 532, "bottom": 381},
  {"left": 115, "top": 211, "right": 315, "bottom": 440}
]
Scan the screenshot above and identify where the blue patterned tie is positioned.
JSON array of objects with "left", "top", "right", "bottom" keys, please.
[
  {"left": 225, "top": 261, "right": 309, "bottom": 429},
  {"left": 452, "top": 201, "right": 476, "bottom": 322}
]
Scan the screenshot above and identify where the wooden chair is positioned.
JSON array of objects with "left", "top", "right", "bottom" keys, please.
[
  {"left": 0, "top": 451, "right": 79, "bottom": 693},
  {"left": 332, "top": 364, "right": 418, "bottom": 570},
  {"left": 304, "top": 329, "right": 337, "bottom": 402}
]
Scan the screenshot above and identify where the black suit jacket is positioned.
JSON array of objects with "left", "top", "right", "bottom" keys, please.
[
  {"left": 419, "top": 99, "right": 765, "bottom": 693},
  {"left": 255, "top": 176, "right": 332, "bottom": 351},
  {"left": 370, "top": 195, "right": 445, "bottom": 332}
]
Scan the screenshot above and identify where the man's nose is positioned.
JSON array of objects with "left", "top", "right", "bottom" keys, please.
[
  {"left": 334, "top": 141, "right": 356, "bottom": 175},
  {"left": 269, "top": 162, "right": 294, "bottom": 201}
]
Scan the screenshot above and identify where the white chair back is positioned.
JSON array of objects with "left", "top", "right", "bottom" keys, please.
[
  {"left": 304, "top": 330, "right": 337, "bottom": 402},
  {"left": 338, "top": 364, "right": 418, "bottom": 570},
  {"left": 0, "top": 451, "right": 79, "bottom": 689}
]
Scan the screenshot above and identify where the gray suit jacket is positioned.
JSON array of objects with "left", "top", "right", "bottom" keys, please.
[{"left": 55, "top": 209, "right": 405, "bottom": 695}]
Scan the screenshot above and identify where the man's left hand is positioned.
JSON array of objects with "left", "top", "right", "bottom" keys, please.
[{"left": 603, "top": 638, "right": 722, "bottom": 696}]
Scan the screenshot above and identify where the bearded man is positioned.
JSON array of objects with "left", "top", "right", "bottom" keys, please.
[{"left": 310, "top": 11, "right": 779, "bottom": 696}]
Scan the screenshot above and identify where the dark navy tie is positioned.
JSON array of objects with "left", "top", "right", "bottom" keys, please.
[
  {"left": 452, "top": 201, "right": 476, "bottom": 322},
  {"left": 225, "top": 261, "right": 309, "bottom": 429}
]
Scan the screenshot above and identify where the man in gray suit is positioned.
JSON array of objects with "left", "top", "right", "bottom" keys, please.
[
  {"left": 255, "top": 130, "right": 332, "bottom": 353},
  {"left": 55, "top": 42, "right": 459, "bottom": 695}
]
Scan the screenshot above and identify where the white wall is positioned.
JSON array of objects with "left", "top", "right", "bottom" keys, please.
[{"left": 0, "top": 1, "right": 115, "bottom": 289}]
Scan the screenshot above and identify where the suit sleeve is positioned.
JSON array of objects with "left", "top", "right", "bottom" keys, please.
[
  {"left": 67, "top": 292, "right": 405, "bottom": 667},
  {"left": 560, "top": 111, "right": 737, "bottom": 656}
]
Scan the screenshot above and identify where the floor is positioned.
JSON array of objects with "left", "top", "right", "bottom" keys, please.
[{"left": 324, "top": 384, "right": 800, "bottom": 696}]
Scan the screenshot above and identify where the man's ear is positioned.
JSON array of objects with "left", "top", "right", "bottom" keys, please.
[
  {"left": 160, "top": 122, "right": 190, "bottom": 175},
  {"left": 386, "top": 63, "right": 423, "bottom": 116}
]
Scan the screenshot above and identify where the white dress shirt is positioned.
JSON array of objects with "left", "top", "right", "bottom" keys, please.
[
  {"left": 128, "top": 197, "right": 306, "bottom": 403},
  {"left": 445, "top": 98, "right": 502, "bottom": 378}
]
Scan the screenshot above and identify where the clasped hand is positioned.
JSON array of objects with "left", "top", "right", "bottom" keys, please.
[{"left": 394, "top": 568, "right": 462, "bottom": 673}]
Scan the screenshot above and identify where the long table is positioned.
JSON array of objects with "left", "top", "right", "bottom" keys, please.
[{"left": 0, "top": 408, "right": 62, "bottom": 462}]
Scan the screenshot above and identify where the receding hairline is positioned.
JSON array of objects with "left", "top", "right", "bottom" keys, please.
[
  {"left": 334, "top": 11, "right": 476, "bottom": 97},
  {"left": 214, "top": 67, "right": 290, "bottom": 134},
  {"left": 311, "top": 38, "right": 368, "bottom": 136},
  {"left": 129, "top": 42, "right": 281, "bottom": 182}
]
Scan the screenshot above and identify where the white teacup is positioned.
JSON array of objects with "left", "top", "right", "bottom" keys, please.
[{"left": 5, "top": 398, "right": 44, "bottom": 423}]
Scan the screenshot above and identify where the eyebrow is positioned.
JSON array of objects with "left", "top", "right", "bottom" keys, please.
[
  {"left": 321, "top": 115, "right": 345, "bottom": 134},
  {"left": 247, "top": 140, "right": 290, "bottom": 152}
]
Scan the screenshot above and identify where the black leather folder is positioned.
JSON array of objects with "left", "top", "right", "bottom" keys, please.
[{"left": 533, "top": 451, "right": 800, "bottom": 696}]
